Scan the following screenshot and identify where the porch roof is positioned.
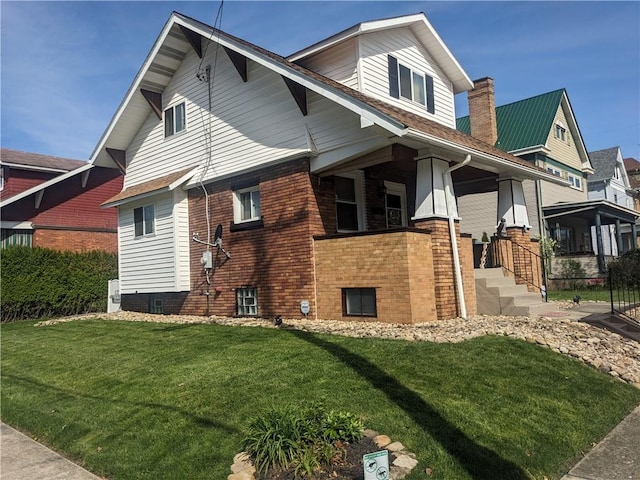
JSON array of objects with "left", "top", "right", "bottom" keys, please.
[{"left": 543, "top": 199, "right": 638, "bottom": 225}]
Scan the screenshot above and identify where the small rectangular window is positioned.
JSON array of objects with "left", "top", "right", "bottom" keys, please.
[
  {"left": 387, "top": 55, "right": 434, "bottom": 111},
  {"left": 134, "top": 204, "right": 155, "bottom": 237},
  {"left": 335, "top": 176, "right": 359, "bottom": 232},
  {"left": 234, "top": 186, "right": 261, "bottom": 223},
  {"left": 164, "top": 102, "right": 186, "bottom": 137},
  {"left": 342, "top": 288, "right": 377, "bottom": 317},
  {"left": 237, "top": 287, "right": 258, "bottom": 316},
  {"left": 150, "top": 295, "right": 163, "bottom": 314}
]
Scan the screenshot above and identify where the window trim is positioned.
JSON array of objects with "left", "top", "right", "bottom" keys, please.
[
  {"left": 342, "top": 288, "right": 377, "bottom": 317},
  {"left": 164, "top": 101, "right": 186, "bottom": 138},
  {"left": 233, "top": 185, "right": 261, "bottom": 224},
  {"left": 388, "top": 55, "right": 435, "bottom": 113},
  {"left": 133, "top": 204, "right": 155, "bottom": 238},
  {"left": 384, "top": 180, "right": 407, "bottom": 228},
  {"left": 335, "top": 171, "right": 365, "bottom": 233}
]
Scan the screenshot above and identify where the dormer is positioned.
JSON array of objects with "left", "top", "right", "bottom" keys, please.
[{"left": 288, "top": 13, "right": 473, "bottom": 129}]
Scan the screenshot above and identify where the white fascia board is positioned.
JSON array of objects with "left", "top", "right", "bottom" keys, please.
[
  {"left": 0, "top": 163, "right": 93, "bottom": 208},
  {"left": 508, "top": 145, "right": 549, "bottom": 156},
  {"left": 560, "top": 92, "right": 592, "bottom": 170},
  {"left": 1, "top": 221, "right": 33, "bottom": 229},
  {"left": 405, "top": 128, "right": 568, "bottom": 185},
  {"left": 89, "top": 15, "right": 178, "bottom": 165}
]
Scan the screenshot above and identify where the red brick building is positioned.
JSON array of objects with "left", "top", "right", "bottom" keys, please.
[{"left": 0, "top": 148, "right": 122, "bottom": 252}]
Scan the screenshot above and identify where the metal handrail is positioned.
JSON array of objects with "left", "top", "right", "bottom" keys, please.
[
  {"left": 490, "top": 236, "right": 545, "bottom": 294},
  {"left": 609, "top": 267, "right": 640, "bottom": 328}
]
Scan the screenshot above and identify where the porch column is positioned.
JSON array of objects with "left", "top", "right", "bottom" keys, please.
[
  {"left": 595, "top": 211, "right": 605, "bottom": 273},
  {"left": 413, "top": 157, "right": 456, "bottom": 220},
  {"left": 632, "top": 222, "right": 638, "bottom": 249},
  {"left": 615, "top": 219, "right": 623, "bottom": 254},
  {"left": 497, "top": 178, "right": 531, "bottom": 230}
]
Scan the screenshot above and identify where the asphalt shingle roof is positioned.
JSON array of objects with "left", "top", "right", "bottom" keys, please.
[
  {"left": 588, "top": 147, "right": 619, "bottom": 183},
  {"left": 0, "top": 148, "right": 86, "bottom": 172},
  {"left": 456, "top": 89, "right": 566, "bottom": 152}
]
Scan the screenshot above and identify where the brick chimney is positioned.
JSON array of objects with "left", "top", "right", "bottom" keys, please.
[{"left": 468, "top": 77, "right": 498, "bottom": 146}]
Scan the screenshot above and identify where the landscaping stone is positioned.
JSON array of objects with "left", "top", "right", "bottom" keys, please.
[
  {"left": 392, "top": 454, "right": 419, "bottom": 469},
  {"left": 385, "top": 441, "right": 405, "bottom": 452},
  {"left": 374, "top": 434, "right": 391, "bottom": 448}
]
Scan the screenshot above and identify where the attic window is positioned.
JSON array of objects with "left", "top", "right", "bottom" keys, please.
[
  {"left": 165, "top": 102, "right": 186, "bottom": 137},
  {"left": 388, "top": 55, "right": 434, "bottom": 114},
  {"left": 554, "top": 123, "right": 566, "bottom": 141}
]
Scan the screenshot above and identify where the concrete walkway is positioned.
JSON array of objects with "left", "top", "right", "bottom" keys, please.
[
  {"left": 1, "top": 423, "right": 102, "bottom": 480},
  {"left": 561, "top": 405, "right": 640, "bottom": 480}
]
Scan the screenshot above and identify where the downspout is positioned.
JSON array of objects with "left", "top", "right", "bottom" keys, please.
[{"left": 444, "top": 154, "right": 471, "bottom": 319}]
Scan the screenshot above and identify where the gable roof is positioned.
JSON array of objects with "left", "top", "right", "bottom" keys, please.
[
  {"left": 588, "top": 146, "right": 622, "bottom": 183},
  {"left": 1, "top": 148, "right": 87, "bottom": 173},
  {"left": 287, "top": 12, "right": 474, "bottom": 93},
  {"left": 457, "top": 89, "right": 565, "bottom": 152},
  {"left": 456, "top": 89, "right": 592, "bottom": 172},
  {"left": 91, "top": 11, "right": 564, "bottom": 188}
]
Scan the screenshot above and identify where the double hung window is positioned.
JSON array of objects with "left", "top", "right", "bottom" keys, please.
[
  {"left": 134, "top": 205, "right": 155, "bottom": 237},
  {"left": 164, "top": 102, "right": 186, "bottom": 137},
  {"left": 234, "top": 186, "right": 261, "bottom": 223},
  {"left": 335, "top": 172, "right": 364, "bottom": 232},
  {"left": 388, "top": 55, "right": 434, "bottom": 113}
]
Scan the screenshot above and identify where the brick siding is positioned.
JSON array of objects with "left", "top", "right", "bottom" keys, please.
[{"left": 33, "top": 228, "right": 118, "bottom": 253}]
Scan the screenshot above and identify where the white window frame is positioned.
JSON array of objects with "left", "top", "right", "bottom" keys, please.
[
  {"left": 335, "top": 171, "right": 365, "bottom": 233},
  {"left": 164, "top": 101, "right": 186, "bottom": 138},
  {"left": 0, "top": 167, "right": 4, "bottom": 191},
  {"left": 554, "top": 122, "right": 566, "bottom": 141},
  {"left": 233, "top": 185, "right": 261, "bottom": 224},
  {"left": 567, "top": 174, "right": 582, "bottom": 190},
  {"left": 133, "top": 204, "right": 155, "bottom": 237},
  {"left": 384, "top": 180, "right": 407, "bottom": 228}
]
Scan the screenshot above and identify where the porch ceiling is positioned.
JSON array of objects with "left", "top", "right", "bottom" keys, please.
[
  {"left": 451, "top": 166, "right": 498, "bottom": 196},
  {"left": 543, "top": 200, "right": 638, "bottom": 225}
]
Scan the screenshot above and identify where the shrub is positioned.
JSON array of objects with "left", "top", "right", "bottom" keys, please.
[
  {"left": 559, "top": 258, "right": 586, "bottom": 289},
  {"left": 1, "top": 246, "right": 118, "bottom": 322},
  {"left": 242, "top": 402, "right": 363, "bottom": 477},
  {"left": 608, "top": 249, "right": 640, "bottom": 287}
]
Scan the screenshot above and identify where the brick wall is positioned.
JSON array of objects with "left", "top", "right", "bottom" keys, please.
[
  {"left": 33, "top": 228, "right": 118, "bottom": 253},
  {"left": 314, "top": 229, "right": 438, "bottom": 324},
  {"left": 179, "top": 158, "right": 321, "bottom": 318},
  {"left": 504, "top": 227, "right": 544, "bottom": 292},
  {"left": 413, "top": 218, "right": 477, "bottom": 319},
  {"left": 468, "top": 77, "right": 498, "bottom": 146}
]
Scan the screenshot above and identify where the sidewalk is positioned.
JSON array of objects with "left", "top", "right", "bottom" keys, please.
[
  {"left": 1, "top": 423, "right": 102, "bottom": 480},
  {"left": 561, "top": 405, "right": 640, "bottom": 480}
]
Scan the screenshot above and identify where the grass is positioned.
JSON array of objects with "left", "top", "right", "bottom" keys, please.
[
  {"left": 2, "top": 319, "right": 639, "bottom": 480},
  {"left": 547, "top": 287, "right": 612, "bottom": 302}
]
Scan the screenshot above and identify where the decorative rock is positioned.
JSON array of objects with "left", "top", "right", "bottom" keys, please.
[
  {"left": 385, "top": 441, "right": 405, "bottom": 452},
  {"left": 393, "top": 454, "right": 419, "bottom": 469},
  {"left": 374, "top": 434, "right": 391, "bottom": 448},
  {"left": 363, "top": 429, "right": 379, "bottom": 438},
  {"left": 390, "top": 466, "right": 411, "bottom": 480},
  {"left": 227, "top": 471, "right": 254, "bottom": 480}
]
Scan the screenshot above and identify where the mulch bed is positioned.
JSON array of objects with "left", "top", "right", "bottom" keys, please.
[{"left": 257, "top": 436, "right": 379, "bottom": 480}]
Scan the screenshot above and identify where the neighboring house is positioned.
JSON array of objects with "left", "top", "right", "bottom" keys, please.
[
  {"left": 587, "top": 147, "right": 638, "bottom": 254},
  {"left": 623, "top": 156, "right": 640, "bottom": 248},
  {"left": 456, "top": 84, "right": 637, "bottom": 275},
  {"left": 0, "top": 148, "right": 123, "bottom": 252},
  {"left": 95, "top": 12, "right": 563, "bottom": 323}
]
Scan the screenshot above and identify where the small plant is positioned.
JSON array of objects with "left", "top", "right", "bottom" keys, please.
[
  {"left": 559, "top": 258, "right": 586, "bottom": 289},
  {"left": 242, "top": 402, "right": 363, "bottom": 477}
]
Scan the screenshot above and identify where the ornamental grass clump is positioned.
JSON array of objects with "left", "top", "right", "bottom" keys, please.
[{"left": 242, "top": 402, "right": 363, "bottom": 477}]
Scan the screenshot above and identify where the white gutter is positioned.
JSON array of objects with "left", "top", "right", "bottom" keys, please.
[
  {"left": 405, "top": 129, "right": 568, "bottom": 186},
  {"left": 445, "top": 154, "right": 471, "bottom": 319}
]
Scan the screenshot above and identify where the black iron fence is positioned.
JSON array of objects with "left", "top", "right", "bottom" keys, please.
[{"left": 609, "top": 262, "right": 640, "bottom": 327}]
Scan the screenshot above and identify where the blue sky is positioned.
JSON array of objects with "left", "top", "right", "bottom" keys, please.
[{"left": 1, "top": 1, "right": 639, "bottom": 161}]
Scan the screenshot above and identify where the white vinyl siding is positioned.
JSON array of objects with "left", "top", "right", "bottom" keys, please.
[
  {"left": 358, "top": 28, "right": 455, "bottom": 127},
  {"left": 118, "top": 190, "right": 190, "bottom": 293},
  {"left": 294, "top": 38, "right": 359, "bottom": 90},
  {"left": 125, "top": 44, "right": 376, "bottom": 189}
]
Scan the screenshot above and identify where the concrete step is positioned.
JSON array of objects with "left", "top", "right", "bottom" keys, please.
[
  {"left": 484, "top": 285, "right": 531, "bottom": 298},
  {"left": 503, "top": 302, "right": 556, "bottom": 317},
  {"left": 476, "top": 276, "right": 518, "bottom": 289},
  {"left": 474, "top": 268, "right": 506, "bottom": 279}
]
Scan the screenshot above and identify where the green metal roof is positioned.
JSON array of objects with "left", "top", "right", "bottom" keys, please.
[{"left": 456, "top": 89, "right": 566, "bottom": 152}]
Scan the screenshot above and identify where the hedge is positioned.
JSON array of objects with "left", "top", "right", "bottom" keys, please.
[{"left": 1, "top": 246, "right": 118, "bottom": 322}]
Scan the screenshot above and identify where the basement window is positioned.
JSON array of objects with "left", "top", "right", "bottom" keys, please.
[
  {"left": 149, "top": 294, "right": 163, "bottom": 314},
  {"left": 164, "top": 102, "right": 186, "bottom": 137},
  {"left": 134, "top": 204, "right": 155, "bottom": 237},
  {"left": 236, "top": 287, "right": 258, "bottom": 316},
  {"left": 342, "top": 288, "right": 377, "bottom": 317}
]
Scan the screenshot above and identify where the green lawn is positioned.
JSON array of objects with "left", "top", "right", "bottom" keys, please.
[
  {"left": 2, "top": 319, "right": 639, "bottom": 480},
  {"left": 547, "top": 287, "right": 611, "bottom": 302}
]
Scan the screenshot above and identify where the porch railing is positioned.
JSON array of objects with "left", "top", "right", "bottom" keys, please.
[
  {"left": 490, "top": 237, "right": 545, "bottom": 295},
  {"left": 609, "top": 267, "right": 640, "bottom": 328}
]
